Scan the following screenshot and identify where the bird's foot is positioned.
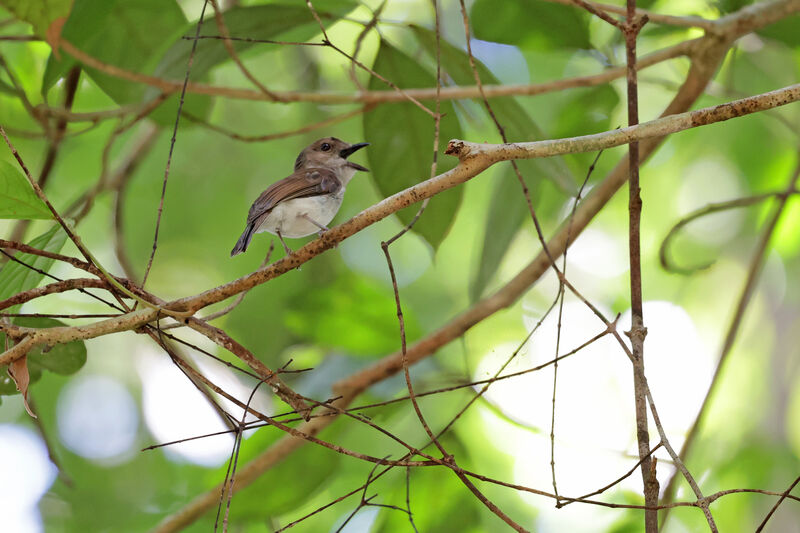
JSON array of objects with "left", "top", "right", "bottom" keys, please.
[{"left": 276, "top": 231, "right": 301, "bottom": 270}]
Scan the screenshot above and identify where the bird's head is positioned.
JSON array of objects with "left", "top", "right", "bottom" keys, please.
[{"left": 295, "top": 137, "right": 369, "bottom": 173}]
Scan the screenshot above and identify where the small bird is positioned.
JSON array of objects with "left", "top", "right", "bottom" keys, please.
[{"left": 231, "top": 137, "right": 369, "bottom": 256}]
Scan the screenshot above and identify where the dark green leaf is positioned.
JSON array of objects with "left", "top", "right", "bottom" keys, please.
[
  {"left": 364, "top": 41, "right": 463, "bottom": 250},
  {"left": 0, "top": 225, "right": 68, "bottom": 314},
  {"left": 551, "top": 85, "right": 619, "bottom": 139},
  {"left": 758, "top": 15, "right": 800, "bottom": 47},
  {"left": 0, "top": 160, "right": 52, "bottom": 220},
  {"left": 470, "top": 0, "right": 591, "bottom": 50},
  {"left": 412, "top": 25, "right": 576, "bottom": 299},
  {"left": 19, "top": 317, "right": 87, "bottom": 375},
  {"left": 1, "top": 0, "right": 73, "bottom": 39},
  {"left": 152, "top": 2, "right": 357, "bottom": 84},
  {"left": 144, "top": 1, "right": 357, "bottom": 125},
  {"left": 43, "top": 0, "right": 186, "bottom": 103},
  {"left": 0, "top": 317, "right": 87, "bottom": 396},
  {"left": 718, "top": 0, "right": 753, "bottom": 13},
  {"left": 0, "top": 78, "right": 18, "bottom": 95},
  {"left": 718, "top": 0, "right": 799, "bottom": 45},
  {"left": 411, "top": 25, "right": 574, "bottom": 192}
]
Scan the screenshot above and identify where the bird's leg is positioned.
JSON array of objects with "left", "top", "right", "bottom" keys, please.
[
  {"left": 301, "top": 213, "right": 330, "bottom": 237},
  {"left": 276, "top": 230, "right": 293, "bottom": 255}
]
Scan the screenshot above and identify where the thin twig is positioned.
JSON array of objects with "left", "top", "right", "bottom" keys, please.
[
  {"left": 305, "top": 0, "right": 435, "bottom": 117},
  {"left": 208, "top": 0, "right": 283, "bottom": 102},
  {"left": 181, "top": 105, "right": 371, "bottom": 143},
  {"left": 659, "top": 189, "right": 800, "bottom": 274},
  {"left": 141, "top": 0, "right": 210, "bottom": 286},
  {"left": 755, "top": 474, "right": 800, "bottom": 532}
]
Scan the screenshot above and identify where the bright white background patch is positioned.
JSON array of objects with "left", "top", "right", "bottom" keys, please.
[
  {"left": 137, "top": 350, "right": 236, "bottom": 466},
  {"left": 474, "top": 299, "right": 714, "bottom": 529},
  {"left": 57, "top": 375, "right": 139, "bottom": 463},
  {"left": 0, "top": 425, "right": 57, "bottom": 533}
]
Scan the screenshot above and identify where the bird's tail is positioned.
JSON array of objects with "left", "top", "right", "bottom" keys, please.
[{"left": 231, "top": 224, "right": 255, "bottom": 256}]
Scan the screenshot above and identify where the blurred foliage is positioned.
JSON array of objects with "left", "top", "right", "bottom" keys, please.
[{"left": 0, "top": 0, "right": 799, "bottom": 531}]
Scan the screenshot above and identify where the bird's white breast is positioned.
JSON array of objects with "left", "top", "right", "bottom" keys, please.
[{"left": 255, "top": 192, "right": 343, "bottom": 238}]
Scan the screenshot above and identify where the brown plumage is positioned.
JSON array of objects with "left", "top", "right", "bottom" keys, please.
[{"left": 231, "top": 138, "right": 368, "bottom": 256}]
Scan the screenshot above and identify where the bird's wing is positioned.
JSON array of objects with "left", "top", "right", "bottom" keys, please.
[{"left": 245, "top": 168, "right": 342, "bottom": 225}]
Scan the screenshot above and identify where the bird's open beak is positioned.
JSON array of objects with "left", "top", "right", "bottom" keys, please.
[{"left": 340, "top": 142, "right": 369, "bottom": 171}]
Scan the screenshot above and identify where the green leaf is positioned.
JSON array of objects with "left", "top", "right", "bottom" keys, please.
[
  {"left": 412, "top": 26, "right": 576, "bottom": 300},
  {"left": 758, "top": 15, "right": 800, "bottom": 47},
  {"left": 0, "top": 225, "right": 68, "bottom": 313},
  {"left": 43, "top": 0, "right": 186, "bottom": 103},
  {"left": 19, "top": 317, "right": 87, "bottom": 375},
  {"left": 143, "top": 1, "right": 356, "bottom": 125},
  {"left": 718, "top": 0, "right": 798, "bottom": 45},
  {"left": 0, "top": 160, "right": 52, "bottom": 220},
  {"left": 0, "top": 78, "right": 18, "bottom": 95},
  {"left": 718, "top": 0, "right": 753, "bottom": 13},
  {"left": 0, "top": 318, "right": 86, "bottom": 396},
  {"left": 1, "top": 0, "right": 73, "bottom": 39},
  {"left": 152, "top": 2, "right": 357, "bottom": 85},
  {"left": 363, "top": 41, "right": 464, "bottom": 250},
  {"left": 551, "top": 85, "right": 619, "bottom": 139},
  {"left": 470, "top": 0, "right": 591, "bottom": 50}
]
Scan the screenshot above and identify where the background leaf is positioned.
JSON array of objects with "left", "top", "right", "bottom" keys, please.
[
  {"left": 20, "top": 317, "right": 88, "bottom": 375},
  {"left": 0, "top": 318, "right": 86, "bottom": 396},
  {"left": 151, "top": 2, "right": 358, "bottom": 86},
  {"left": 412, "top": 26, "right": 577, "bottom": 300},
  {"left": 470, "top": 0, "right": 591, "bottom": 50},
  {"left": 0, "top": 225, "right": 68, "bottom": 313},
  {"left": 364, "top": 40, "right": 463, "bottom": 250},
  {"left": 144, "top": 2, "right": 356, "bottom": 124},
  {"left": 43, "top": 0, "right": 186, "bottom": 104},
  {"left": 0, "top": 160, "right": 52, "bottom": 220},
  {"left": 0, "top": 0, "right": 73, "bottom": 39}
]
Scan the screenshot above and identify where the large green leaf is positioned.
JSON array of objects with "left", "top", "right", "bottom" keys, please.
[
  {"left": 363, "top": 41, "right": 463, "bottom": 250},
  {"left": 144, "top": 1, "right": 357, "bottom": 124},
  {"left": 0, "top": 160, "right": 52, "bottom": 220},
  {"left": 0, "top": 0, "right": 73, "bottom": 39},
  {"left": 42, "top": 0, "right": 186, "bottom": 103},
  {"left": 43, "top": 1, "right": 358, "bottom": 124},
  {"left": 551, "top": 85, "right": 619, "bottom": 139},
  {"left": 717, "top": 0, "right": 798, "bottom": 46},
  {"left": 151, "top": 2, "right": 357, "bottom": 85},
  {"left": 470, "top": 0, "right": 591, "bottom": 50},
  {"left": 758, "top": 15, "right": 800, "bottom": 47},
  {"left": 412, "top": 26, "right": 576, "bottom": 300},
  {"left": 0, "top": 225, "right": 68, "bottom": 313}
]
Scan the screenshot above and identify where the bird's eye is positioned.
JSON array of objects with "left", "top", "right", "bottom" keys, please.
[{"left": 321, "top": 143, "right": 331, "bottom": 151}]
